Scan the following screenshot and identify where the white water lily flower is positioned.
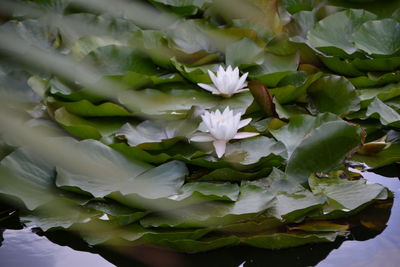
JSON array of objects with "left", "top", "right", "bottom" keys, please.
[
  {"left": 198, "top": 65, "right": 249, "bottom": 97},
  {"left": 190, "top": 107, "right": 259, "bottom": 158}
]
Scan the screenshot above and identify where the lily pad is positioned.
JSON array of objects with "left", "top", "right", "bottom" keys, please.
[
  {"left": 286, "top": 120, "right": 363, "bottom": 184},
  {"left": 224, "top": 136, "right": 287, "bottom": 166},
  {"left": 269, "top": 72, "right": 323, "bottom": 104},
  {"left": 83, "top": 45, "right": 161, "bottom": 76},
  {"left": 70, "top": 35, "right": 124, "bottom": 61},
  {"left": 225, "top": 38, "right": 264, "bottom": 68},
  {"left": 50, "top": 99, "right": 133, "bottom": 117},
  {"left": 50, "top": 139, "right": 176, "bottom": 195},
  {"left": 140, "top": 184, "right": 276, "bottom": 228},
  {"left": 56, "top": 141, "right": 188, "bottom": 200},
  {"left": 242, "top": 232, "right": 339, "bottom": 249},
  {"left": 0, "top": 148, "right": 56, "bottom": 210},
  {"left": 308, "top": 75, "right": 360, "bottom": 116},
  {"left": 21, "top": 198, "right": 100, "bottom": 231},
  {"left": 270, "top": 113, "right": 342, "bottom": 157},
  {"left": 113, "top": 72, "right": 184, "bottom": 90},
  {"left": 53, "top": 107, "right": 127, "bottom": 140},
  {"left": 365, "top": 98, "right": 400, "bottom": 127},
  {"left": 309, "top": 174, "right": 388, "bottom": 216},
  {"left": 351, "top": 143, "right": 400, "bottom": 168},
  {"left": 118, "top": 88, "right": 254, "bottom": 119},
  {"left": 319, "top": 56, "right": 364, "bottom": 77},
  {"left": 167, "top": 20, "right": 214, "bottom": 54},
  {"left": 171, "top": 59, "right": 219, "bottom": 83},
  {"left": 358, "top": 82, "right": 400, "bottom": 108},
  {"left": 115, "top": 120, "right": 183, "bottom": 150},
  {"left": 352, "top": 57, "right": 400, "bottom": 72},
  {"left": 247, "top": 53, "right": 300, "bottom": 87},
  {"left": 353, "top": 19, "right": 400, "bottom": 55},
  {"left": 85, "top": 200, "right": 148, "bottom": 226},
  {"left": 245, "top": 169, "right": 326, "bottom": 222},
  {"left": 307, "top": 9, "right": 376, "bottom": 56}
]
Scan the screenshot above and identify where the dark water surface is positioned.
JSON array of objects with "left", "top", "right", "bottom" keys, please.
[{"left": 0, "top": 170, "right": 399, "bottom": 267}]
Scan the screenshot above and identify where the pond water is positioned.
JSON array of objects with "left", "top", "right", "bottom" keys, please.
[{"left": 0, "top": 168, "right": 399, "bottom": 267}]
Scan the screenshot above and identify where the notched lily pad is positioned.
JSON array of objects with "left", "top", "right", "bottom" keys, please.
[{"left": 115, "top": 120, "right": 183, "bottom": 150}]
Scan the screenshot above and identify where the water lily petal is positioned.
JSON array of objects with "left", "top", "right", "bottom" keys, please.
[
  {"left": 233, "top": 132, "right": 259, "bottom": 139},
  {"left": 236, "top": 72, "right": 249, "bottom": 90},
  {"left": 198, "top": 83, "right": 220, "bottom": 94},
  {"left": 233, "top": 66, "right": 239, "bottom": 77},
  {"left": 201, "top": 112, "right": 212, "bottom": 130},
  {"left": 200, "top": 66, "right": 249, "bottom": 96},
  {"left": 238, "top": 118, "right": 252, "bottom": 129},
  {"left": 208, "top": 70, "right": 219, "bottom": 86},
  {"left": 235, "top": 88, "right": 249, "bottom": 93},
  {"left": 213, "top": 140, "right": 227, "bottom": 158}
]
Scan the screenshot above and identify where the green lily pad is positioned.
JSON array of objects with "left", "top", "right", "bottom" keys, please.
[
  {"left": 109, "top": 143, "right": 172, "bottom": 164},
  {"left": 224, "top": 136, "right": 287, "bottom": 166},
  {"left": 225, "top": 38, "right": 264, "bottom": 68},
  {"left": 0, "top": 148, "right": 56, "bottom": 210},
  {"left": 70, "top": 35, "right": 124, "bottom": 61},
  {"left": 274, "top": 100, "right": 309, "bottom": 119},
  {"left": 21, "top": 198, "right": 100, "bottom": 231},
  {"left": 319, "top": 56, "right": 364, "bottom": 77},
  {"left": 61, "top": 13, "right": 138, "bottom": 42},
  {"left": 353, "top": 19, "right": 400, "bottom": 55},
  {"left": 51, "top": 99, "right": 133, "bottom": 117},
  {"left": 270, "top": 113, "right": 342, "bottom": 157},
  {"left": 309, "top": 174, "right": 388, "bottom": 216},
  {"left": 109, "top": 180, "right": 240, "bottom": 211},
  {"left": 351, "top": 143, "right": 400, "bottom": 168},
  {"left": 140, "top": 184, "right": 275, "bottom": 228},
  {"left": 269, "top": 72, "right": 322, "bottom": 104},
  {"left": 308, "top": 75, "right": 360, "bottom": 116},
  {"left": 287, "top": 10, "right": 316, "bottom": 42},
  {"left": 352, "top": 57, "right": 400, "bottom": 72},
  {"left": 242, "top": 232, "right": 339, "bottom": 249},
  {"left": 117, "top": 224, "right": 210, "bottom": 247},
  {"left": 115, "top": 121, "right": 182, "bottom": 150},
  {"left": 118, "top": 88, "right": 254, "bottom": 119},
  {"left": 307, "top": 9, "right": 376, "bottom": 56},
  {"left": 55, "top": 140, "right": 188, "bottom": 200},
  {"left": 171, "top": 59, "right": 219, "bottom": 83},
  {"left": 85, "top": 200, "right": 148, "bottom": 226},
  {"left": 112, "top": 71, "right": 184, "bottom": 90},
  {"left": 365, "top": 98, "right": 400, "bottom": 127},
  {"left": 245, "top": 169, "right": 326, "bottom": 222},
  {"left": 167, "top": 20, "right": 214, "bottom": 54},
  {"left": 53, "top": 107, "right": 127, "bottom": 140},
  {"left": 358, "top": 82, "right": 400, "bottom": 108},
  {"left": 83, "top": 45, "right": 162, "bottom": 76},
  {"left": 0, "top": 0, "right": 397, "bottom": 254},
  {"left": 289, "top": 221, "right": 349, "bottom": 232},
  {"left": 47, "top": 77, "right": 106, "bottom": 103},
  {"left": 286, "top": 120, "right": 363, "bottom": 184},
  {"left": 247, "top": 53, "right": 300, "bottom": 87},
  {"left": 193, "top": 167, "right": 275, "bottom": 182},
  {"left": 350, "top": 72, "right": 400, "bottom": 88}
]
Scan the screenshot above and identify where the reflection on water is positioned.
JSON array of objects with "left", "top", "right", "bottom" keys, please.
[
  {"left": 0, "top": 170, "right": 399, "bottom": 267},
  {"left": 317, "top": 172, "right": 400, "bottom": 267},
  {"left": 0, "top": 228, "right": 112, "bottom": 267}
]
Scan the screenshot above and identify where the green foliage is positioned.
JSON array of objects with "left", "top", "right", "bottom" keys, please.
[{"left": 0, "top": 0, "right": 398, "bottom": 253}]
